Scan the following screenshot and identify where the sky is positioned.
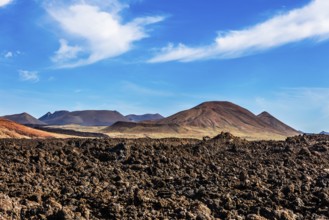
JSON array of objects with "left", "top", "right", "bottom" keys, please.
[{"left": 0, "top": 0, "right": 329, "bottom": 133}]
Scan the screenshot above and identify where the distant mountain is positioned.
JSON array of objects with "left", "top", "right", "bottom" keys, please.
[
  {"left": 39, "top": 110, "right": 129, "bottom": 126},
  {"left": 125, "top": 113, "right": 164, "bottom": 122},
  {"left": 39, "top": 111, "right": 69, "bottom": 122},
  {"left": 2, "top": 113, "right": 46, "bottom": 125},
  {"left": 320, "top": 131, "right": 329, "bottom": 135},
  {"left": 0, "top": 118, "right": 54, "bottom": 138},
  {"left": 257, "top": 111, "right": 299, "bottom": 135}
]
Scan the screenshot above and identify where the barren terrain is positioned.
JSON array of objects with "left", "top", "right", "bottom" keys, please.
[
  {"left": 2, "top": 101, "right": 300, "bottom": 140},
  {"left": 0, "top": 118, "right": 66, "bottom": 139},
  {"left": 1, "top": 134, "right": 329, "bottom": 219}
]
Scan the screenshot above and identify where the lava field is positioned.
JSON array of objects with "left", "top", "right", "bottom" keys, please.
[{"left": 0, "top": 133, "right": 329, "bottom": 219}]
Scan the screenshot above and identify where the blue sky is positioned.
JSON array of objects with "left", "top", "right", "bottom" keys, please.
[{"left": 1, "top": 0, "right": 329, "bottom": 132}]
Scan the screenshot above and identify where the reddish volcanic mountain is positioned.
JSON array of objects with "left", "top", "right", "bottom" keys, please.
[
  {"left": 156, "top": 101, "right": 298, "bottom": 136},
  {"left": 0, "top": 118, "right": 54, "bottom": 138},
  {"left": 257, "top": 111, "right": 298, "bottom": 135},
  {"left": 158, "top": 101, "right": 266, "bottom": 129},
  {"left": 106, "top": 101, "right": 299, "bottom": 139}
]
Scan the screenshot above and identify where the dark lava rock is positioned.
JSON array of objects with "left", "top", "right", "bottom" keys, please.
[{"left": 0, "top": 134, "right": 329, "bottom": 219}]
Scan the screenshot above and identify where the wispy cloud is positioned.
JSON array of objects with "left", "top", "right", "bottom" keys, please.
[
  {"left": 0, "top": 0, "right": 12, "bottom": 8},
  {"left": 45, "top": 0, "right": 165, "bottom": 68},
  {"left": 4, "top": 51, "right": 12, "bottom": 58},
  {"left": 149, "top": 0, "right": 329, "bottom": 63},
  {"left": 1, "top": 51, "right": 20, "bottom": 59},
  {"left": 18, "top": 70, "right": 39, "bottom": 82},
  {"left": 51, "top": 39, "right": 83, "bottom": 63}
]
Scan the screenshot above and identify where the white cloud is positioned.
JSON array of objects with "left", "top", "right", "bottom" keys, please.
[
  {"left": 4, "top": 51, "right": 13, "bottom": 58},
  {"left": 149, "top": 0, "right": 329, "bottom": 63},
  {"left": 46, "top": 0, "right": 164, "bottom": 68},
  {"left": 1, "top": 51, "right": 21, "bottom": 59},
  {"left": 0, "top": 0, "right": 12, "bottom": 7},
  {"left": 52, "top": 39, "right": 83, "bottom": 63},
  {"left": 19, "top": 70, "right": 39, "bottom": 82}
]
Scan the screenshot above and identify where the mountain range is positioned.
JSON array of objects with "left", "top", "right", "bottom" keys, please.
[
  {"left": 0, "top": 101, "right": 300, "bottom": 140},
  {"left": 36, "top": 111, "right": 163, "bottom": 126},
  {"left": 38, "top": 110, "right": 129, "bottom": 126}
]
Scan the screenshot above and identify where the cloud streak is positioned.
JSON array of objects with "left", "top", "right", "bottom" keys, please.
[
  {"left": 0, "top": 0, "right": 12, "bottom": 8},
  {"left": 19, "top": 70, "right": 39, "bottom": 82},
  {"left": 149, "top": 0, "right": 329, "bottom": 63},
  {"left": 46, "top": 0, "right": 164, "bottom": 68},
  {"left": 1, "top": 51, "right": 21, "bottom": 59}
]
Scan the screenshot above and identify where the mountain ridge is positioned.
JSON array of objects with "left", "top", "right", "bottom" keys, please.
[
  {"left": 39, "top": 110, "right": 129, "bottom": 126},
  {"left": 320, "top": 131, "right": 329, "bottom": 135}
]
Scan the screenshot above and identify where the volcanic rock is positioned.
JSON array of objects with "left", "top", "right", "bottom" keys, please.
[{"left": 0, "top": 134, "right": 328, "bottom": 219}]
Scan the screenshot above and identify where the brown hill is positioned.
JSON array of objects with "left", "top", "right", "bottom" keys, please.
[
  {"left": 39, "top": 110, "right": 129, "bottom": 126},
  {"left": 106, "top": 101, "right": 299, "bottom": 140},
  {"left": 103, "top": 121, "right": 190, "bottom": 138},
  {"left": 0, "top": 118, "right": 55, "bottom": 139},
  {"left": 257, "top": 111, "right": 299, "bottom": 136},
  {"left": 157, "top": 101, "right": 267, "bottom": 130},
  {"left": 105, "top": 121, "right": 183, "bottom": 133},
  {"left": 2, "top": 112, "right": 46, "bottom": 125}
]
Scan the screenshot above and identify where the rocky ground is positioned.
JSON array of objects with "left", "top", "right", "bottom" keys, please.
[{"left": 0, "top": 133, "right": 329, "bottom": 219}]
